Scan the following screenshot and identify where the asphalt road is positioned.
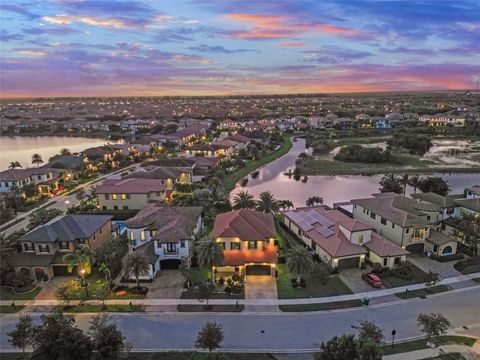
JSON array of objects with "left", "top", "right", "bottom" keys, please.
[{"left": 1, "top": 287, "right": 479, "bottom": 352}]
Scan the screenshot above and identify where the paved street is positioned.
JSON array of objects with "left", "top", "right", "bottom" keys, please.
[{"left": 2, "top": 286, "right": 479, "bottom": 352}]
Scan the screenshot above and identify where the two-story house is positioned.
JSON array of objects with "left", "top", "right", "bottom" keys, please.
[
  {"left": 12, "top": 214, "right": 112, "bottom": 281},
  {"left": 95, "top": 178, "right": 166, "bottom": 210},
  {"left": 212, "top": 209, "right": 277, "bottom": 277},
  {"left": 0, "top": 168, "right": 60, "bottom": 194},
  {"left": 124, "top": 204, "right": 203, "bottom": 279},
  {"left": 282, "top": 206, "right": 407, "bottom": 271},
  {"left": 352, "top": 193, "right": 458, "bottom": 258},
  {"left": 125, "top": 166, "right": 193, "bottom": 196}
]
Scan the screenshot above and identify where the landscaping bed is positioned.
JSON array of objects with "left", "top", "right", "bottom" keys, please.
[
  {"left": 377, "top": 261, "right": 430, "bottom": 288},
  {"left": 55, "top": 304, "right": 142, "bottom": 313},
  {"left": 394, "top": 285, "right": 450, "bottom": 299},
  {"left": 454, "top": 256, "right": 480, "bottom": 275},
  {"left": 0, "top": 285, "right": 41, "bottom": 301},
  {"left": 279, "top": 299, "right": 363, "bottom": 312},
  {"left": 276, "top": 263, "right": 352, "bottom": 299},
  {"left": 177, "top": 304, "right": 244, "bottom": 312}
]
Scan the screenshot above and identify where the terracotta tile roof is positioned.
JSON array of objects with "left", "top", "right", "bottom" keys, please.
[
  {"left": 363, "top": 232, "right": 409, "bottom": 257},
  {"left": 225, "top": 134, "right": 250, "bottom": 143},
  {"left": 95, "top": 178, "right": 165, "bottom": 194},
  {"left": 0, "top": 168, "right": 58, "bottom": 181},
  {"left": 212, "top": 210, "right": 276, "bottom": 241},
  {"left": 338, "top": 219, "right": 373, "bottom": 232},
  {"left": 127, "top": 166, "right": 191, "bottom": 180},
  {"left": 223, "top": 246, "right": 278, "bottom": 266}
]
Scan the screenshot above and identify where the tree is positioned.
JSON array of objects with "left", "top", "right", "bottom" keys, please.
[
  {"left": 7, "top": 313, "right": 34, "bottom": 353},
  {"left": 63, "top": 245, "right": 92, "bottom": 276},
  {"left": 32, "top": 313, "right": 93, "bottom": 360},
  {"left": 122, "top": 251, "right": 150, "bottom": 289},
  {"left": 28, "top": 208, "right": 63, "bottom": 229},
  {"left": 312, "top": 262, "right": 330, "bottom": 285},
  {"left": 195, "top": 236, "right": 224, "bottom": 279},
  {"left": 316, "top": 334, "right": 358, "bottom": 360},
  {"left": 60, "top": 148, "right": 72, "bottom": 156},
  {"left": 89, "top": 314, "right": 130, "bottom": 360},
  {"left": 417, "top": 177, "right": 450, "bottom": 196},
  {"left": 355, "top": 320, "right": 384, "bottom": 344},
  {"left": 408, "top": 175, "right": 421, "bottom": 194},
  {"left": 379, "top": 174, "right": 403, "bottom": 194},
  {"left": 256, "top": 191, "right": 279, "bottom": 213},
  {"left": 99, "top": 262, "right": 111, "bottom": 282},
  {"left": 31, "top": 153, "right": 44, "bottom": 167},
  {"left": 179, "top": 256, "right": 191, "bottom": 284},
  {"left": 278, "top": 199, "right": 294, "bottom": 211},
  {"left": 195, "top": 321, "right": 224, "bottom": 353},
  {"left": 417, "top": 313, "right": 451, "bottom": 344},
  {"left": 306, "top": 196, "right": 324, "bottom": 207},
  {"left": 56, "top": 279, "right": 80, "bottom": 307},
  {"left": 400, "top": 173, "right": 410, "bottom": 196},
  {"left": 232, "top": 190, "right": 256, "bottom": 210},
  {"left": 425, "top": 270, "right": 440, "bottom": 292},
  {"left": 8, "top": 161, "right": 22, "bottom": 169},
  {"left": 96, "top": 280, "right": 110, "bottom": 309},
  {"left": 357, "top": 338, "right": 382, "bottom": 360},
  {"left": 287, "top": 245, "right": 314, "bottom": 284}
]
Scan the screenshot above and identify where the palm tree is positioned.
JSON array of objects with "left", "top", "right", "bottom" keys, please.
[
  {"left": 31, "top": 153, "right": 44, "bottom": 167},
  {"left": 63, "top": 245, "right": 92, "bottom": 275},
  {"left": 60, "top": 148, "right": 72, "bottom": 156},
  {"left": 195, "top": 236, "right": 224, "bottom": 280},
  {"left": 379, "top": 173, "right": 402, "bottom": 194},
  {"left": 256, "top": 191, "right": 279, "bottom": 213},
  {"left": 232, "top": 190, "right": 256, "bottom": 210},
  {"left": 287, "top": 245, "right": 314, "bottom": 284},
  {"left": 306, "top": 196, "right": 324, "bottom": 207},
  {"left": 400, "top": 173, "right": 410, "bottom": 196},
  {"left": 278, "top": 199, "right": 294, "bottom": 211},
  {"left": 206, "top": 187, "right": 231, "bottom": 213},
  {"left": 408, "top": 175, "right": 421, "bottom": 194},
  {"left": 122, "top": 251, "right": 151, "bottom": 289},
  {"left": 98, "top": 262, "right": 111, "bottom": 282},
  {"left": 8, "top": 161, "right": 22, "bottom": 169}
]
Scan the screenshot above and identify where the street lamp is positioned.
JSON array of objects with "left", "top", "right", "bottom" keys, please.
[{"left": 80, "top": 268, "right": 89, "bottom": 298}]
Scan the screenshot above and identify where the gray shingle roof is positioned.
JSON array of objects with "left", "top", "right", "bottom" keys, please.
[
  {"left": 411, "top": 192, "right": 464, "bottom": 208},
  {"left": 20, "top": 214, "right": 112, "bottom": 243}
]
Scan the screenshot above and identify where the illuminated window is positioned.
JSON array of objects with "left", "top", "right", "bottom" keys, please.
[
  {"left": 141, "top": 231, "right": 146, "bottom": 241},
  {"left": 130, "top": 232, "right": 134, "bottom": 240},
  {"left": 112, "top": 194, "right": 118, "bottom": 200},
  {"left": 358, "top": 235, "right": 364, "bottom": 244},
  {"left": 121, "top": 194, "right": 126, "bottom": 200}
]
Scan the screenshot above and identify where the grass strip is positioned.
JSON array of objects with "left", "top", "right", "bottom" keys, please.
[
  {"left": 395, "top": 285, "right": 450, "bottom": 299},
  {"left": 279, "top": 299, "right": 363, "bottom": 312}
]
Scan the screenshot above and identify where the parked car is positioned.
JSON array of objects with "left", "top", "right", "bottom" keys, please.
[{"left": 362, "top": 273, "right": 382, "bottom": 288}]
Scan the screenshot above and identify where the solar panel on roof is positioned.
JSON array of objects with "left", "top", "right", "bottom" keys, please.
[
  {"left": 297, "top": 219, "right": 314, "bottom": 232},
  {"left": 308, "top": 210, "right": 335, "bottom": 228},
  {"left": 299, "top": 211, "right": 318, "bottom": 225},
  {"left": 318, "top": 227, "right": 334, "bottom": 237}
]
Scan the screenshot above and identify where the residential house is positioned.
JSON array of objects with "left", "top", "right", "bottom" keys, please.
[
  {"left": 125, "top": 165, "right": 193, "bottom": 196},
  {"left": 0, "top": 168, "right": 60, "bottom": 194},
  {"left": 411, "top": 192, "right": 464, "bottom": 221},
  {"left": 240, "top": 130, "right": 269, "bottom": 145},
  {"left": 352, "top": 193, "right": 458, "bottom": 258},
  {"left": 418, "top": 113, "right": 466, "bottom": 127},
  {"left": 212, "top": 210, "right": 277, "bottom": 276},
  {"left": 184, "top": 143, "right": 230, "bottom": 158},
  {"left": 12, "top": 215, "right": 112, "bottom": 281},
  {"left": 124, "top": 204, "right": 203, "bottom": 279},
  {"left": 95, "top": 178, "right": 166, "bottom": 210},
  {"left": 282, "top": 206, "right": 407, "bottom": 271}
]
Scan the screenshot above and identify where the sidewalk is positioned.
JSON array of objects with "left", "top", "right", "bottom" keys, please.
[
  {"left": 383, "top": 343, "right": 480, "bottom": 360},
  {"left": 2, "top": 272, "right": 479, "bottom": 309}
]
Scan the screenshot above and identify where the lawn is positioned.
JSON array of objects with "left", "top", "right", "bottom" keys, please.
[
  {"left": 181, "top": 267, "right": 245, "bottom": 300},
  {"left": 0, "top": 305, "right": 26, "bottom": 313},
  {"left": 454, "top": 257, "right": 480, "bottom": 275},
  {"left": 378, "top": 261, "right": 430, "bottom": 288},
  {"left": 395, "top": 285, "right": 450, "bottom": 299},
  {"left": 0, "top": 286, "right": 41, "bottom": 301},
  {"left": 279, "top": 299, "right": 363, "bottom": 312},
  {"left": 222, "top": 136, "right": 293, "bottom": 193},
  {"left": 380, "top": 336, "right": 476, "bottom": 356},
  {"left": 177, "top": 304, "right": 244, "bottom": 312},
  {"left": 55, "top": 304, "right": 142, "bottom": 313},
  {"left": 276, "top": 263, "right": 353, "bottom": 299}
]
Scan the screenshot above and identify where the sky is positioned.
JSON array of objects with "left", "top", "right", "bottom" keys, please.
[{"left": 1, "top": 0, "right": 479, "bottom": 97}]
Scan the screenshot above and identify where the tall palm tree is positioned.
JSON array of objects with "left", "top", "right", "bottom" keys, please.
[
  {"left": 98, "top": 262, "right": 111, "bottom": 282},
  {"left": 60, "top": 148, "right": 72, "bottom": 156},
  {"left": 207, "top": 187, "right": 231, "bottom": 213},
  {"left": 256, "top": 191, "right": 279, "bottom": 213},
  {"left": 287, "top": 245, "right": 314, "bottom": 284},
  {"left": 408, "top": 175, "right": 421, "bottom": 194},
  {"left": 122, "top": 251, "right": 150, "bottom": 289},
  {"left": 8, "top": 161, "right": 22, "bottom": 169},
  {"left": 232, "top": 190, "right": 256, "bottom": 210},
  {"left": 400, "top": 173, "right": 410, "bottom": 196},
  {"left": 63, "top": 245, "right": 92, "bottom": 275},
  {"left": 306, "top": 196, "right": 324, "bottom": 207},
  {"left": 379, "top": 173, "right": 402, "bottom": 194},
  {"left": 278, "top": 199, "right": 294, "bottom": 211},
  {"left": 195, "top": 236, "right": 224, "bottom": 280},
  {"left": 31, "top": 153, "right": 44, "bottom": 167}
]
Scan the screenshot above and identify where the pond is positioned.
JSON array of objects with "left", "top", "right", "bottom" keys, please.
[{"left": 230, "top": 138, "right": 480, "bottom": 207}]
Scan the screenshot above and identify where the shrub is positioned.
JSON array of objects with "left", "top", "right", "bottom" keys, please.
[
  {"left": 224, "top": 285, "right": 231, "bottom": 293},
  {"left": 278, "top": 255, "right": 286, "bottom": 264},
  {"left": 431, "top": 253, "right": 463, "bottom": 262},
  {"left": 231, "top": 274, "right": 242, "bottom": 282},
  {"left": 390, "top": 264, "right": 414, "bottom": 280},
  {"left": 217, "top": 277, "right": 225, "bottom": 285}
]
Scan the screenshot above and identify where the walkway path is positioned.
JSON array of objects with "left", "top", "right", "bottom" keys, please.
[{"left": 3, "top": 272, "right": 479, "bottom": 309}]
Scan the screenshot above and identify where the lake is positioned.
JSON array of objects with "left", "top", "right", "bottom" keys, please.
[
  {"left": 230, "top": 138, "right": 480, "bottom": 207},
  {"left": 0, "top": 136, "right": 117, "bottom": 170}
]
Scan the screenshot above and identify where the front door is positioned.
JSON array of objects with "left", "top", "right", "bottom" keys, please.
[{"left": 34, "top": 268, "right": 45, "bottom": 281}]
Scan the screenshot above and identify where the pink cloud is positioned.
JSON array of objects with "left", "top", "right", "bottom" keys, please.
[{"left": 278, "top": 41, "right": 305, "bottom": 48}]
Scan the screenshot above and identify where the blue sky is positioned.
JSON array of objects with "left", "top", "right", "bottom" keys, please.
[{"left": 1, "top": 0, "right": 479, "bottom": 97}]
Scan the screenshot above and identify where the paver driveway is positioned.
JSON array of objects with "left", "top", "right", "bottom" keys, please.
[
  {"left": 338, "top": 266, "right": 383, "bottom": 294},
  {"left": 245, "top": 275, "right": 279, "bottom": 312},
  {"left": 145, "top": 270, "right": 184, "bottom": 312},
  {"left": 407, "top": 253, "right": 461, "bottom": 278}
]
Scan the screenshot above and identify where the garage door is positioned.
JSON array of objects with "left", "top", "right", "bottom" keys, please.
[
  {"left": 160, "top": 259, "right": 181, "bottom": 270},
  {"left": 337, "top": 257, "right": 360, "bottom": 270},
  {"left": 53, "top": 265, "right": 74, "bottom": 276},
  {"left": 406, "top": 243, "right": 425, "bottom": 253},
  {"left": 246, "top": 265, "right": 271, "bottom": 276}
]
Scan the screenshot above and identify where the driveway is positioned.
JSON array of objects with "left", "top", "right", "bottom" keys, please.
[
  {"left": 245, "top": 275, "right": 278, "bottom": 312},
  {"left": 338, "top": 266, "right": 383, "bottom": 294},
  {"left": 36, "top": 276, "right": 71, "bottom": 300},
  {"left": 145, "top": 270, "right": 184, "bottom": 312},
  {"left": 407, "top": 253, "right": 461, "bottom": 279}
]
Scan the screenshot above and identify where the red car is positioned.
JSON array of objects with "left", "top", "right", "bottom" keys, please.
[{"left": 362, "top": 273, "right": 382, "bottom": 288}]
